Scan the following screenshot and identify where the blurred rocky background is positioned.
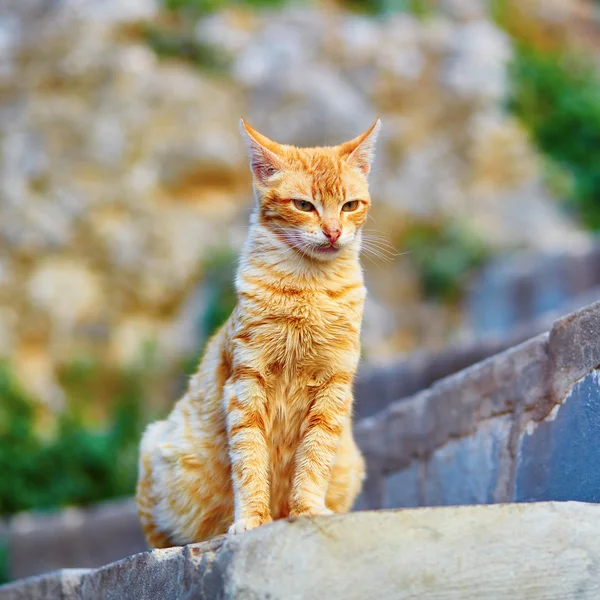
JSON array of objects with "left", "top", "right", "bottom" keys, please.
[{"left": 1, "top": 0, "right": 600, "bottom": 584}]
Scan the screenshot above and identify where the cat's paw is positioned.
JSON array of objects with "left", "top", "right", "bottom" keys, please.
[{"left": 228, "top": 515, "right": 272, "bottom": 536}]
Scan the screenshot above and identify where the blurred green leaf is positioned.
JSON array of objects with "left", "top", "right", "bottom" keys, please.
[
  {"left": 163, "top": 0, "right": 291, "bottom": 15},
  {"left": 143, "top": 25, "right": 230, "bottom": 72},
  {"left": 0, "top": 361, "right": 145, "bottom": 517},
  {"left": 403, "top": 221, "right": 490, "bottom": 302},
  {"left": 508, "top": 46, "right": 600, "bottom": 230},
  {"left": 0, "top": 542, "right": 8, "bottom": 585},
  {"left": 200, "top": 248, "right": 237, "bottom": 343}
]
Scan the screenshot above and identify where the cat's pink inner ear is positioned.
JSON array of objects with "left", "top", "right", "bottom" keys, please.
[
  {"left": 337, "top": 118, "right": 381, "bottom": 176},
  {"left": 239, "top": 118, "right": 285, "bottom": 184}
]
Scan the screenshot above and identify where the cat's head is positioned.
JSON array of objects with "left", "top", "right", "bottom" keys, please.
[{"left": 240, "top": 119, "right": 380, "bottom": 262}]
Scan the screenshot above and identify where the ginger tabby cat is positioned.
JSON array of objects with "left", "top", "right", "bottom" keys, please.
[{"left": 136, "top": 118, "right": 380, "bottom": 547}]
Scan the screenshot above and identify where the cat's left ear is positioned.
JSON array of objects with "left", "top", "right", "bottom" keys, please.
[
  {"left": 239, "top": 118, "right": 286, "bottom": 185},
  {"left": 337, "top": 118, "right": 381, "bottom": 176}
]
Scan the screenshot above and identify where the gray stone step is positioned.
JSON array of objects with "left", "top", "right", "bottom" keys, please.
[
  {"left": 356, "top": 300, "right": 600, "bottom": 511},
  {"left": 6, "top": 299, "right": 600, "bottom": 584},
  {"left": 2, "top": 502, "right": 600, "bottom": 599}
]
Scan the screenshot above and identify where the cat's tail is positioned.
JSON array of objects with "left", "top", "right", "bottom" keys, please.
[{"left": 135, "top": 420, "right": 174, "bottom": 549}]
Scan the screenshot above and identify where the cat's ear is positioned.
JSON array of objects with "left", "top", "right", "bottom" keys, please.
[
  {"left": 337, "top": 118, "right": 381, "bottom": 176},
  {"left": 239, "top": 118, "right": 286, "bottom": 184}
]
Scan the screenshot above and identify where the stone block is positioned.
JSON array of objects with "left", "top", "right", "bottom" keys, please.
[
  {"left": 8, "top": 499, "right": 146, "bottom": 580},
  {"left": 515, "top": 370, "right": 600, "bottom": 503},
  {"left": 548, "top": 302, "right": 600, "bottom": 404},
  {"left": 0, "top": 570, "right": 89, "bottom": 600},
  {"left": 357, "top": 300, "right": 600, "bottom": 504},
  {"left": 355, "top": 333, "right": 549, "bottom": 474},
  {"left": 421, "top": 416, "right": 512, "bottom": 506},
  {"left": 4, "top": 503, "right": 600, "bottom": 599},
  {"left": 383, "top": 462, "right": 421, "bottom": 509},
  {"left": 468, "top": 247, "right": 600, "bottom": 337},
  {"left": 354, "top": 326, "right": 547, "bottom": 420}
]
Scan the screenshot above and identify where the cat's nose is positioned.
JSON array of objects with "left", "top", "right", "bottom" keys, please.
[{"left": 322, "top": 226, "right": 341, "bottom": 244}]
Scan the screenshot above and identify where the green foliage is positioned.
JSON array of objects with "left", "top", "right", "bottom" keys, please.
[
  {"left": 0, "top": 542, "right": 7, "bottom": 585},
  {"left": 146, "top": 0, "right": 296, "bottom": 71},
  {"left": 143, "top": 25, "right": 230, "bottom": 72},
  {"left": 508, "top": 46, "right": 600, "bottom": 230},
  {"left": 403, "top": 221, "right": 490, "bottom": 302},
  {"left": 0, "top": 249, "right": 238, "bottom": 522},
  {"left": 147, "top": 0, "right": 432, "bottom": 67},
  {"left": 200, "top": 248, "right": 237, "bottom": 343},
  {"left": 340, "top": 0, "right": 432, "bottom": 17},
  {"left": 0, "top": 361, "right": 145, "bottom": 517},
  {"left": 158, "top": 0, "right": 430, "bottom": 18},
  {"left": 163, "top": 0, "right": 290, "bottom": 15},
  {"left": 178, "top": 248, "right": 237, "bottom": 378}
]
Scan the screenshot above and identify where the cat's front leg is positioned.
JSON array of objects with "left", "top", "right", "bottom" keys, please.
[
  {"left": 290, "top": 373, "right": 353, "bottom": 518},
  {"left": 224, "top": 374, "right": 272, "bottom": 535}
]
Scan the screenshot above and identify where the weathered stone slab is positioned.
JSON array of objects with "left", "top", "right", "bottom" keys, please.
[
  {"left": 355, "top": 333, "right": 550, "bottom": 475},
  {"left": 421, "top": 415, "right": 512, "bottom": 506},
  {"left": 8, "top": 499, "right": 146, "bottom": 581},
  {"left": 468, "top": 244, "right": 600, "bottom": 336},
  {"left": 3, "top": 503, "right": 600, "bottom": 599},
  {"left": 382, "top": 462, "right": 421, "bottom": 509},
  {"left": 7, "top": 301, "right": 600, "bottom": 583},
  {"left": 515, "top": 370, "right": 600, "bottom": 503},
  {"left": 548, "top": 303, "right": 600, "bottom": 406},
  {"left": 354, "top": 317, "right": 557, "bottom": 419},
  {"left": 357, "top": 301, "right": 600, "bottom": 507},
  {"left": 0, "top": 570, "right": 89, "bottom": 600},
  {"left": 381, "top": 416, "right": 513, "bottom": 510}
]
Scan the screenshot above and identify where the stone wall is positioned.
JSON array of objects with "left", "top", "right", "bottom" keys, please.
[
  {"left": 3, "top": 503, "right": 600, "bottom": 600},
  {"left": 468, "top": 242, "right": 600, "bottom": 336},
  {"left": 5, "top": 299, "right": 600, "bottom": 582},
  {"left": 6, "top": 500, "right": 146, "bottom": 582},
  {"left": 356, "top": 300, "right": 600, "bottom": 510},
  {"left": 355, "top": 277, "right": 600, "bottom": 419},
  {"left": 0, "top": 0, "right": 589, "bottom": 409}
]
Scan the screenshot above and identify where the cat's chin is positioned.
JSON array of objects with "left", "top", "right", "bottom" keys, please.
[{"left": 306, "top": 244, "right": 343, "bottom": 261}]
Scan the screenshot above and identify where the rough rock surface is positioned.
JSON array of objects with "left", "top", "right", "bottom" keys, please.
[
  {"left": 0, "top": 0, "right": 589, "bottom": 405},
  {"left": 6, "top": 299, "right": 600, "bottom": 581},
  {"left": 357, "top": 299, "right": 600, "bottom": 510},
  {"left": 0, "top": 0, "right": 248, "bottom": 405},
  {"left": 7, "top": 500, "right": 146, "bottom": 582},
  {"left": 2, "top": 502, "right": 600, "bottom": 599}
]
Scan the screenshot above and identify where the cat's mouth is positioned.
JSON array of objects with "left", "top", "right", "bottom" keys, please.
[{"left": 313, "top": 244, "right": 340, "bottom": 255}]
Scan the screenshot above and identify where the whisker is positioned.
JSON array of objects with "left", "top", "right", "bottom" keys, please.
[
  {"left": 361, "top": 240, "right": 409, "bottom": 258},
  {"left": 359, "top": 251, "right": 378, "bottom": 267},
  {"left": 360, "top": 244, "right": 397, "bottom": 258},
  {"left": 361, "top": 232, "right": 397, "bottom": 244}
]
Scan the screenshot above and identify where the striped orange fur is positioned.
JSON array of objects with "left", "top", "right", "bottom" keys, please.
[{"left": 136, "top": 118, "right": 381, "bottom": 546}]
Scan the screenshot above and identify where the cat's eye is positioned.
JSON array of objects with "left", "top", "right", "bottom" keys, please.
[
  {"left": 342, "top": 200, "right": 359, "bottom": 212},
  {"left": 293, "top": 199, "right": 315, "bottom": 212}
]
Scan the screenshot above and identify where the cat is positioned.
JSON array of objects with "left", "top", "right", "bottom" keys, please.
[{"left": 136, "top": 118, "right": 380, "bottom": 547}]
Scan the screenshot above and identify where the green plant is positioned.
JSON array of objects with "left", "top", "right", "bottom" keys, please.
[
  {"left": 0, "top": 361, "right": 146, "bottom": 517},
  {"left": 163, "top": 0, "right": 290, "bottom": 15},
  {"left": 177, "top": 248, "right": 237, "bottom": 377},
  {"left": 146, "top": 0, "right": 298, "bottom": 69},
  {"left": 0, "top": 542, "right": 8, "bottom": 585},
  {"left": 143, "top": 25, "right": 231, "bottom": 72},
  {"left": 402, "top": 220, "right": 490, "bottom": 302},
  {"left": 200, "top": 248, "right": 237, "bottom": 343},
  {"left": 508, "top": 46, "right": 600, "bottom": 230},
  {"left": 337, "top": 0, "right": 432, "bottom": 16}
]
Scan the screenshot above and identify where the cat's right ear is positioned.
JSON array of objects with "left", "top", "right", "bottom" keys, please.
[{"left": 239, "top": 119, "right": 285, "bottom": 185}]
